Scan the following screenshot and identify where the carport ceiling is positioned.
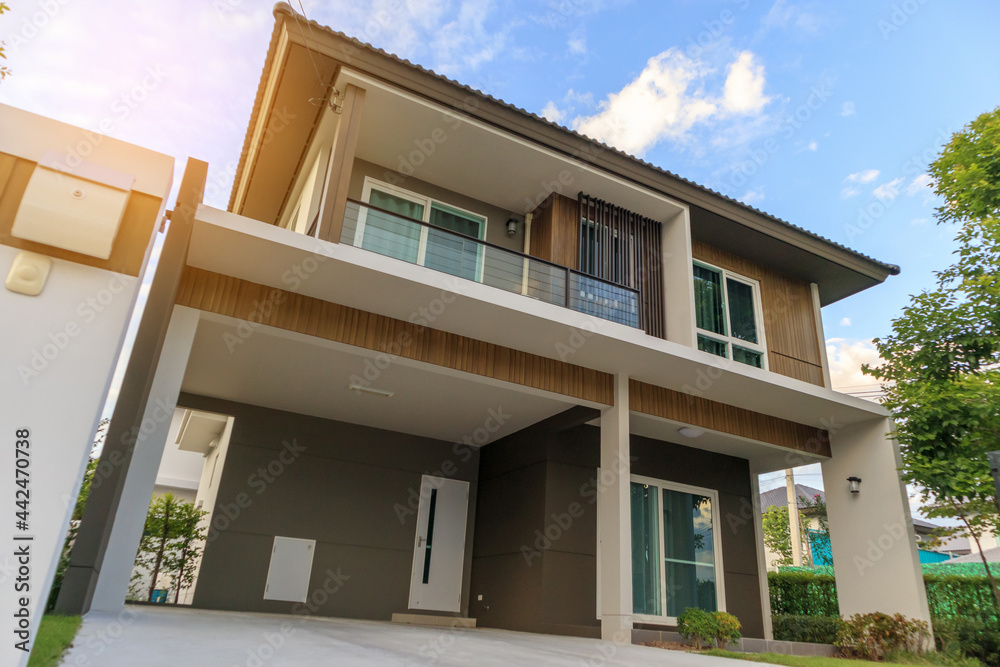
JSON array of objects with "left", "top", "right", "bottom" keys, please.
[{"left": 181, "top": 315, "right": 577, "bottom": 446}]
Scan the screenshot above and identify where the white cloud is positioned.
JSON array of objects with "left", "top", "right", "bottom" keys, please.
[
  {"left": 907, "top": 173, "right": 934, "bottom": 196},
  {"left": 740, "top": 186, "right": 765, "bottom": 206},
  {"left": 568, "top": 29, "right": 587, "bottom": 55},
  {"left": 803, "top": 139, "right": 818, "bottom": 152},
  {"left": 722, "top": 51, "right": 770, "bottom": 114},
  {"left": 826, "top": 338, "right": 883, "bottom": 398},
  {"left": 571, "top": 49, "right": 770, "bottom": 157},
  {"left": 840, "top": 101, "right": 855, "bottom": 117},
  {"left": 762, "top": 0, "right": 822, "bottom": 33},
  {"left": 845, "top": 169, "right": 880, "bottom": 184},
  {"left": 874, "top": 177, "right": 905, "bottom": 201},
  {"left": 841, "top": 186, "right": 861, "bottom": 199},
  {"left": 910, "top": 217, "right": 931, "bottom": 226},
  {"left": 840, "top": 317, "right": 851, "bottom": 326},
  {"left": 541, "top": 101, "right": 566, "bottom": 123}
]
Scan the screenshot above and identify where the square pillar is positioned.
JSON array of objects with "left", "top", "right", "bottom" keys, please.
[
  {"left": 822, "top": 417, "right": 931, "bottom": 625},
  {"left": 599, "top": 373, "right": 632, "bottom": 641},
  {"left": 317, "top": 84, "right": 366, "bottom": 243},
  {"left": 89, "top": 305, "right": 200, "bottom": 611}
]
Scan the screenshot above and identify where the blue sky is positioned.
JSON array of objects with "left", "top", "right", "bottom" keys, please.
[{"left": 3, "top": 0, "right": 998, "bottom": 498}]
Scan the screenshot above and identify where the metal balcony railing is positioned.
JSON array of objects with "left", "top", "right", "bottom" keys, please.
[{"left": 340, "top": 199, "right": 641, "bottom": 328}]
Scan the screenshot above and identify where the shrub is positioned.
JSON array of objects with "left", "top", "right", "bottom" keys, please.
[
  {"left": 677, "top": 608, "right": 717, "bottom": 650},
  {"left": 836, "top": 612, "right": 929, "bottom": 661},
  {"left": 924, "top": 573, "right": 1000, "bottom": 623},
  {"left": 772, "top": 614, "right": 843, "bottom": 644},
  {"left": 933, "top": 618, "right": 1000, "bottom": 666},
  {"left": 712, "top": 611, "right": 742, "bottom": 648}
]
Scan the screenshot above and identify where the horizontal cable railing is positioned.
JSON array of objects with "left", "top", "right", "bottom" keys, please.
[{"left": 341, "top": 199, "right": 641, "bottom": 328}]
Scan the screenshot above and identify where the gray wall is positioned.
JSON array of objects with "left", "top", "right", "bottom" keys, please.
[
  {"left": 179, "top": 393, "right": 479, "bottom": 621},
  {"left": 470, "top": 420, "right": 765, "bottom": 639}
]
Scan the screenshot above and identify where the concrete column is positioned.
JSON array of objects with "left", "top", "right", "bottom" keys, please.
[
  {"left": 822, "top": 417, "right": 931, "bottom": 624},
  {"left": 89, "top": 305, "right": 200, "bottom": 611},
  {"left": 598, "top": 373, "right": 632, "bottom": 641},
  {"left": 749, "top": 475, "right": 774, "bottom": 640},
  {"left": 662, "top": 207, "right": 695, "bottom": 347}
]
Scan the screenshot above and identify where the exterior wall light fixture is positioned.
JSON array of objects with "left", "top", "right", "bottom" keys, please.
[
  {"left": 506, "top": 217, "right": 518, "bottom": 236},
  {"left": 847, "top": 476, "right": 862, "bottom": 494}
]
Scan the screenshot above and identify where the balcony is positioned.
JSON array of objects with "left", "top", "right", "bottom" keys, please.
[{"left": 339, "top": 199, "right": 641, "bottom": 328}]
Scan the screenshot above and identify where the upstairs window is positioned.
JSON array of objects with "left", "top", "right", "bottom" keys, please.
[{"left": 693, "top": 262, "right": 766, "bottom": 369}]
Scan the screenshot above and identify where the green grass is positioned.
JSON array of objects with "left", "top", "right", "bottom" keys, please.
[
  {"left": 28, "top": 615, "right": 81, "bottom": 667},
  {"left": 702, "top": 649, "right": 979, "bottom": 667}
]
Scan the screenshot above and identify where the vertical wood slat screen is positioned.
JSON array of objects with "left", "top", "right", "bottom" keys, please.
[{"left": 578, "top": 193, "right": 665, "bottom": 339}]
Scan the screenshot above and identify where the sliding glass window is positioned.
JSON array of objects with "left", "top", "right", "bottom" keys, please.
[{"left": 629, "top": 476, "right": 724, "bottom": 623}]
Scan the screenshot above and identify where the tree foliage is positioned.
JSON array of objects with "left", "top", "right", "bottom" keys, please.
[
  {"left": 0, "top": 4, "right": 10, "bottom": 82},
  {"left": 762, "top": 494, "right": 831, "bottom": 568},
  {"left": 864, "top": 106, "right": 1000, "bottom": 607},
  {"left": 131, "top": 493, "right": 207, "bottom": 603}
]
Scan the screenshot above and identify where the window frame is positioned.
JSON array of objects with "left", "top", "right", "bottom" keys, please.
[
  {"left": 693, "top": 260, "right": 768, "bottom": 370},
  {"left": 629, "top": 475, "right": 727, "bottom": 626},
  {"left": 357, "top": 177, "right": 489, "bottom": 282}
]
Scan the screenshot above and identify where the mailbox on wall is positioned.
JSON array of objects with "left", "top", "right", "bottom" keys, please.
[{"left": 11, "top": 151, "right": 134, "bottom": 260}]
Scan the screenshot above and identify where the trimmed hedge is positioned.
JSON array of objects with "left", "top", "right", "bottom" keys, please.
[
  {"left": 934, "top": 618, "right": 1000, "bottom": 667},
  {"left": 925, "top": 572, "right": 1000, "bottom": 622},
  {"left": 772, "top": 614, "right": 842, "bottom": 645},
  {"left": 769, "top": 569, "right": 999, "bottom": 622},
  {"left": 768, "top": 571, "right": 838, "bottom": 617}
]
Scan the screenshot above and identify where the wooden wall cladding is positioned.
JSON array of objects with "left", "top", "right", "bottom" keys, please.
[
  {"left": 629, "top": 379, "right": 831, "bottom": 457},
  {"left": 529, "top": 193, "right": 579, "bottom": 270},
  {"left": 0, "top": 153, "right": 161, "bottom": 277},
  {"left": 692, "top": 240, "right": 825, "bottom": 387},
  {"left": 175, "top": 266, "right": 615, "bottom": 405}
]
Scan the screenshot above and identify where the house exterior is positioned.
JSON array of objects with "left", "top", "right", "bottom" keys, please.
[
  {"left": 29, "top": 2, "right": 934, "bottom": 648},
  {"left": 760, "top": 484, "right": 951, "bottom": 569}
]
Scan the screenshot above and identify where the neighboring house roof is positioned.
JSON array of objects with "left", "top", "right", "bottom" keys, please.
[
  {"left": 230, "top": 3, "right": 900, "bottom": 306},
  {"left": 946, "top": 547, "right": 1000, "bottom": 564},
  {"left": 760, "top": 484, "right": 825, "bottom": 512}
]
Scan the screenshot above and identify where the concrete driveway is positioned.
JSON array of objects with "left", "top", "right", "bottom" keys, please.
[{"left": 60, "top": 606, "right": 757, "bottom": 666}]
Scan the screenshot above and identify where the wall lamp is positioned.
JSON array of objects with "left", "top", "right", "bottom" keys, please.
[
  {"left": 847, "top": 476, "right": 863, "bottom": 494},
  {"left": 506, "top": 217, "right": 518, "bottom": 237}
]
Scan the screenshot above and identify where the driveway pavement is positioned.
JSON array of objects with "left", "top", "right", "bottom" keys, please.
[{"left": 60, "top": 606, "right": 758, "bottom": 666}]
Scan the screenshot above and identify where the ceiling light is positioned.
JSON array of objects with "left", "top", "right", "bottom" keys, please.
[
  {"left": 348, "top": 384, "right": 394, "bottom": 398},
  {"left": 678, "top": 427, "right": 704, "bottom": 438}
]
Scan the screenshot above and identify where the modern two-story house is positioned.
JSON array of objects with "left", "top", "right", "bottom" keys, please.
[{"left": 54, "top": 2, "right": 931, "bottom": 646}]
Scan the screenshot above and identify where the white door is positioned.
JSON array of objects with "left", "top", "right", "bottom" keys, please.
[{"left": 408, "top": 476, "right": 470, "bottom": 612}]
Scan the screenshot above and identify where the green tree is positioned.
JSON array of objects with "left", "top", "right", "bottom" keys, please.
[
  {"left": 132, "top": 493, "right": 207, "bottom": 603},
  {"left": 864, "top": 107, "right": 1000, "bottom": 608},
  {"left": 763, "top": 506, "right": 794, "bottom": 567},
  {"left": 0, "top": 4, "right": 11, "bottom": 82}
]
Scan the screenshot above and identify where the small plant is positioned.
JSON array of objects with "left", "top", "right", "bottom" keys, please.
[
  {"left": 677, "top": 608, "right": 717, "bottom": 650},
  {"left": 711, "top": 611, "right": 742, "bottom": 648},
  {"left": 836, "top": 612, "right": 929, "bottom": 661}
]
